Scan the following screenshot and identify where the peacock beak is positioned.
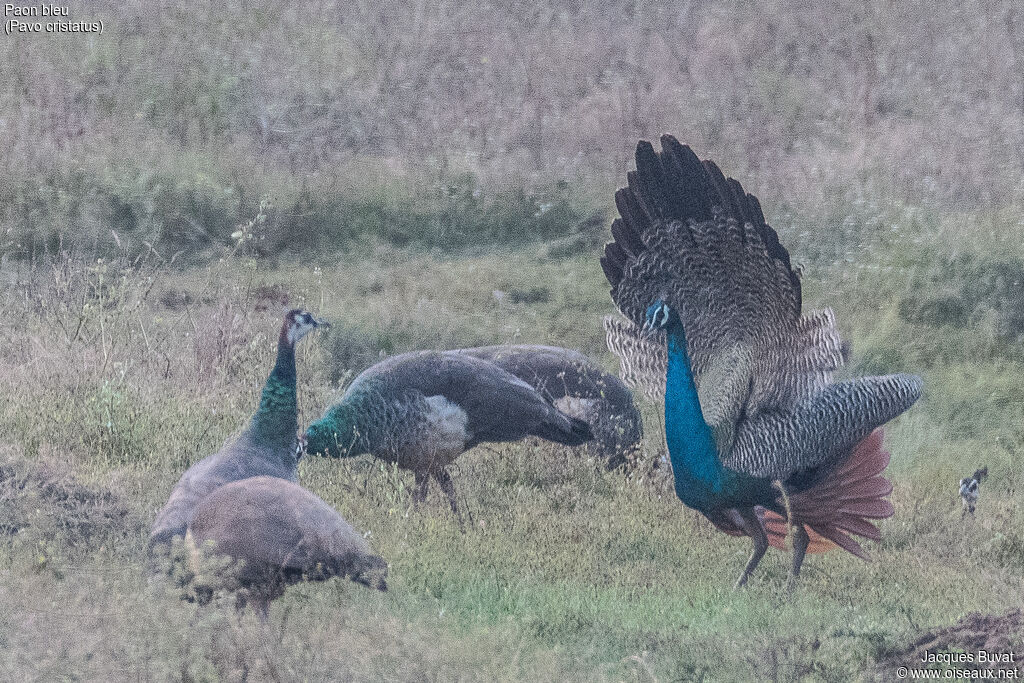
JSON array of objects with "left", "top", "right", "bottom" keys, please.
[
  {"left": 312, "top": 316, "right": 331, "bottom": 329},
  {"left": 640, "top": 319, "right": 655, "bottom": 339}
]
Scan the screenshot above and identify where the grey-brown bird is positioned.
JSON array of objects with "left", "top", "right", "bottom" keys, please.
[
  {"left": 150, "top": 310, "right": 327, "bottom": 554},
  {"left": 186, "top": 475, "right": 387, "bottom": 619},
  {"left": 303, "top": 350, "right": 593, "bottom": 518},
  {"left": 453, "top": 344, "right": 643, "bottom": 467}
]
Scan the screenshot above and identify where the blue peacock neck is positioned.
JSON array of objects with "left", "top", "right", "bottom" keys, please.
[
  {"left": 247, "top": 328, "right": 299, "bottom": 450},
  {"left": 663, "top": 317, "right": 727, "bottom": 511}
]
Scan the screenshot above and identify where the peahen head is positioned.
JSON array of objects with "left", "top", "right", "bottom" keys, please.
[
  {"left": 302, "top": 417, "right": 360, "bottom": 459},
  {"left": 282, "top": 309, "right": 330, "bottom": 346},
  {"left": 641, "top": 299, "right": 679, "bottom": 336}
]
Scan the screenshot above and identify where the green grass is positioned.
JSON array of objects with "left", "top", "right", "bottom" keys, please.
[{"left": 2, "top": 232, "right": 1023, "bottom": 681}]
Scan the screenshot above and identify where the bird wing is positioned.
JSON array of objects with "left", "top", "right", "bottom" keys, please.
[
  {"left": 601, "top": 136, "right": 845, "bottom": 421},
  {"left": 601, "top": 136, "right": 920, "bottom": 476},
  {"left": 603, "top": 315, "right": 666, "bottom": 402},
  {"left": 356, "top": 351, "right": 581, "bottom": 444},
  {"left": 454, "top": 344, "right": 639, "bottom": 453},
  {"left": 455, "top": 344, "right": 630, "bottom": 404}
]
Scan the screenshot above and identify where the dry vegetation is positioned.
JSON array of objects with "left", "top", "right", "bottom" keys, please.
[
  {"left": 3, "top": 0, "right": 1024, "bottom": 681},
  {"left": 4, "top": 1, "right": 1024, "bottom": 256}
]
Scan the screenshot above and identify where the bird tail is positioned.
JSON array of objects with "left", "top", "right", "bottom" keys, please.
[
  {"left": 712, "top": 429, "right": 894, "bottom": 559},
  {"left": 534, "top": 414, "right": 594, "bottom": 446},
  {"left": 767, "top": 428, "right": 894, "bottom": 558}
]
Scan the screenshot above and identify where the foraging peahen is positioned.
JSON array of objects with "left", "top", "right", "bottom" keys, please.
[
  {"left": 186, "top": 475, "right": 388, "bottom": 619},
  {"left": 149, "top": 309, "right": 328, "bottom": 553},
  {"left": 454, "top": 344, "right": 643, "bottom": 467},
  {"left": 601, "top": 135, "right": 923, "bottom": 586},
  {"left": 303, "top": 350, "right": 593, "bottom": 518}
]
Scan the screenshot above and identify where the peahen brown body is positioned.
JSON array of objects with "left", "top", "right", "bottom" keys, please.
[
  {"left": 149, "top": 310, "right": 327, "bottom": 554},
  {"left": 186, "top": 475, "right": 387, "bottom": 619},
  {"left": 601, "top": 135, "right": 922, "bottom": 586}
]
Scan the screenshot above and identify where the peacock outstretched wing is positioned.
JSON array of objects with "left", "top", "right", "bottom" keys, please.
[{"left": 601, "top": 135, "right": 920, "bottom": 475}]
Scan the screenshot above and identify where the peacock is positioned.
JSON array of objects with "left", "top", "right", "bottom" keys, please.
[
  {"left": 149, "top": 309, "right": 328, "bottom": 552},
  {"left": 185, "top": 475, "right": 388, "bottom": 619},
  {"left": 303, "top": 350, "right": 593, "bottom": 518},
  {"left": 454, "top": 344, "right": 643, "bottom": 467},
  {"left": 601, "top": 135, "right": 923, "bottom": 586}
]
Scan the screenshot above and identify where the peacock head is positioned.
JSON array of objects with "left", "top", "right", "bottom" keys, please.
[
  {"left": 282, "top": 309, "right": 330, "bottom": 346},
  {"left": 641, "top": 299, "right": 679, "bottom": 336}
]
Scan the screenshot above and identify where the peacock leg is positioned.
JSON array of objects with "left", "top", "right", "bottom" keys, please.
[
  {"left": 788, "top": 524, "right": 811, "bottom": 589},
  {"left": 412, "top": 469, "right": 430, "bottom": 505},
  {"left": 732, "top": 507, "right": 769, "bottom": 588}
]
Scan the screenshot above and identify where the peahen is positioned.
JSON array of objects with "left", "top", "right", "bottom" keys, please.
[
  {"left": 149, "top": 309, "right": 328, "bottom": 553},
  {"left": 601, "top": 135, "right": 923, "bottom": 586},
  {"left": 303, "top": 350, "right": 593, "bottom": 518},
  {"left": 186, "top": 475, "right": 388, "bottom": 619},
  {"left": 454, "top": 344, "right": 643, "bottom": 467}
]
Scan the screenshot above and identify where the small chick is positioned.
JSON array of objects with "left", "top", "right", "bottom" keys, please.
[{"left": 959, "top": 466, "right": 988, "bottom": 518}]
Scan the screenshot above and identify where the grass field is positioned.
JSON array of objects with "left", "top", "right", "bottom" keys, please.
[
  {"left": 2, "top": 237, "right": 1023, "bottom": 681},
  {"left": 4, "top": 1, "right": 1024, "bottom": 681}
]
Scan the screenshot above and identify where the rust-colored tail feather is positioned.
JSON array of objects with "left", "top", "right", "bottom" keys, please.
[{"left": 713, "top": 429, "right": 895, "bottom": 560}]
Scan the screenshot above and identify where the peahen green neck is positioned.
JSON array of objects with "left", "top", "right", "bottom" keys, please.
[
  {"left": 247, "top": 328, "right": 299, "bottom": 450},
  {"left": 304, "top": 398, "right": 367, "bottom": 459},
  {"left": 663, "top": 318, "right": 727, "bottom": 511}
]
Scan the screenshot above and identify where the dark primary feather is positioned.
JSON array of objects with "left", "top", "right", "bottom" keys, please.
[
  {"left": 305, "top": 349, "right": 594, "bottom": 517},
  {"left": 342, "top": 351, "right": 591, "bottom": 448}
]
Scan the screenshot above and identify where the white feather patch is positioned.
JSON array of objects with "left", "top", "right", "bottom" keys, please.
[
  {"left": 422, "top": 395, "right": 470, "bottom": 455},
  {"left": 553, "top": 396, "right": 599, "bottom": 422}
]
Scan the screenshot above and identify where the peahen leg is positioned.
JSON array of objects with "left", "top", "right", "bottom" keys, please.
[
  {"left": 433, "top": 468, "right": 471, "bottom": 529},
  {"left": 788, "top": 524, "right": 811, "bottom": 589},
  {"left": 412, "top": 469, "right": 430, "bottom": 505},
  {"left": 432, "top": 468, "right": 459, "bottom": 515},
  {"left": 251, "top": 596, "right": 270, "bottom": 623},
  {"left": 731, "top": 507, "right": 769, "bottom": 588}
]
